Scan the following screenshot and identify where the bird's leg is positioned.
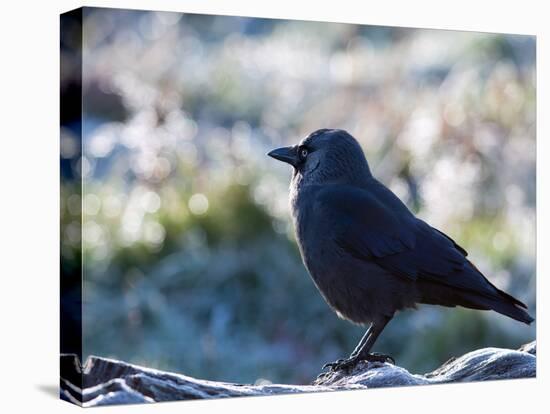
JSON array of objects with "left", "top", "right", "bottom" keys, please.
[
  {"left": 349, "top": 327, "right": 372, "bottom": 358},
  {"left": 352, "top": 317, "right": 394, "bottom": 364},
  {"left": 322, "top": 317, "right": 394, "bottom": 372},
  {"left": 321, "top": 326, "right": 373, "bottom": 371},
  {"left": 321, "top": 326, "right": 372, "bottom": 371}
]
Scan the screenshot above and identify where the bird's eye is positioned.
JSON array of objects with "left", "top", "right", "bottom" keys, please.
[{"left": 300, "top": 147, "right": 308, "bottom": 159}]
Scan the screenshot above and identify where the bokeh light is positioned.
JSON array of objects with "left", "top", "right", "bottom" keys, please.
[{"left": 60, "top": 8, "right": 536, "bottom": 385}]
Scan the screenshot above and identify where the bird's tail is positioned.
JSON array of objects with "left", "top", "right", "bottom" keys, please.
[
  {"left": 459, "top": 286, "right": 534, "bottom": 325},
  {"left": 465, "top": 261, "right": 534, "bottom": 325},
  {"left": 482, "top": 294, "right": 534, "bottom": 325}
]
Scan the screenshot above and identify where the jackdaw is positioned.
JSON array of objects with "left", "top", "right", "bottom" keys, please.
[{"left": 268, "top": 128, "right": 533, "bottom": 371}]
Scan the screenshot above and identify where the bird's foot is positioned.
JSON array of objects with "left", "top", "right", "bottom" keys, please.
[
  {"left": 363, "top": 352, "right": 395, "bottom": 365},
  {"left": 322, "top": 356, "right": 360, "bottom": 373},
  {"left": 322, "top": 352, "right": 395, "bottom": 373}
]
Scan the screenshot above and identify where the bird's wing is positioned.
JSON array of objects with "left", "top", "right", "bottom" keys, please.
[
  {"left": 314, "top": 185, "right": 417, "bottom": 277},
  {"left": 315, "top": 185, "right": 468, "bottom": 283},
  {"left": 315, "top": 184, "right": 528, "bottom": 314}
]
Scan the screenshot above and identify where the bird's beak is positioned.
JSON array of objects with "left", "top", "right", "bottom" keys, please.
[{"left": 267, "top": 146, "right": 298, "bottom": 167}]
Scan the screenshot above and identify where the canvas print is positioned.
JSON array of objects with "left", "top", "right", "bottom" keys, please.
[{"left": 60, "top": 7, "right": 536, "bottom": 407}]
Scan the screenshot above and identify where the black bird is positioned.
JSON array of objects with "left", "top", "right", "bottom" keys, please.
[{"left": 268, "top": 128, "right": 533, "bottom": 372}]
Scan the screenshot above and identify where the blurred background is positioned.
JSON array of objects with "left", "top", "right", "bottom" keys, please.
[{"left": 60, "top": 7, "right": 536, "bottom": 385}]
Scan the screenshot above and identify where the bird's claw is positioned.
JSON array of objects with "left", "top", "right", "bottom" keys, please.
[
  {"left": 322, "top": 353, "right": 395, "bottom": 372},
  {"left": 365, "top": 352, "right": 395, "bottom": 365},
  {"left": 322, "top": 356, "right": 360, "bottom": 372},
  {"left": 322, "top": 359, "right": 342, "bottom": 370},
  {"left": 323, "top": 358, "right": 351, "bottom": 370}
]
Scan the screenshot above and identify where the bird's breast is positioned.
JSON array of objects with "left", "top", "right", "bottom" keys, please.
[{"left": 289, "top": 186, "right": 413, "bottom": 324}]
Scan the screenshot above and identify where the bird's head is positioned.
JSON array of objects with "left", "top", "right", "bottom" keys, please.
[{"left": 268, "top": 129, "right": 371, "bottom": 185}]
